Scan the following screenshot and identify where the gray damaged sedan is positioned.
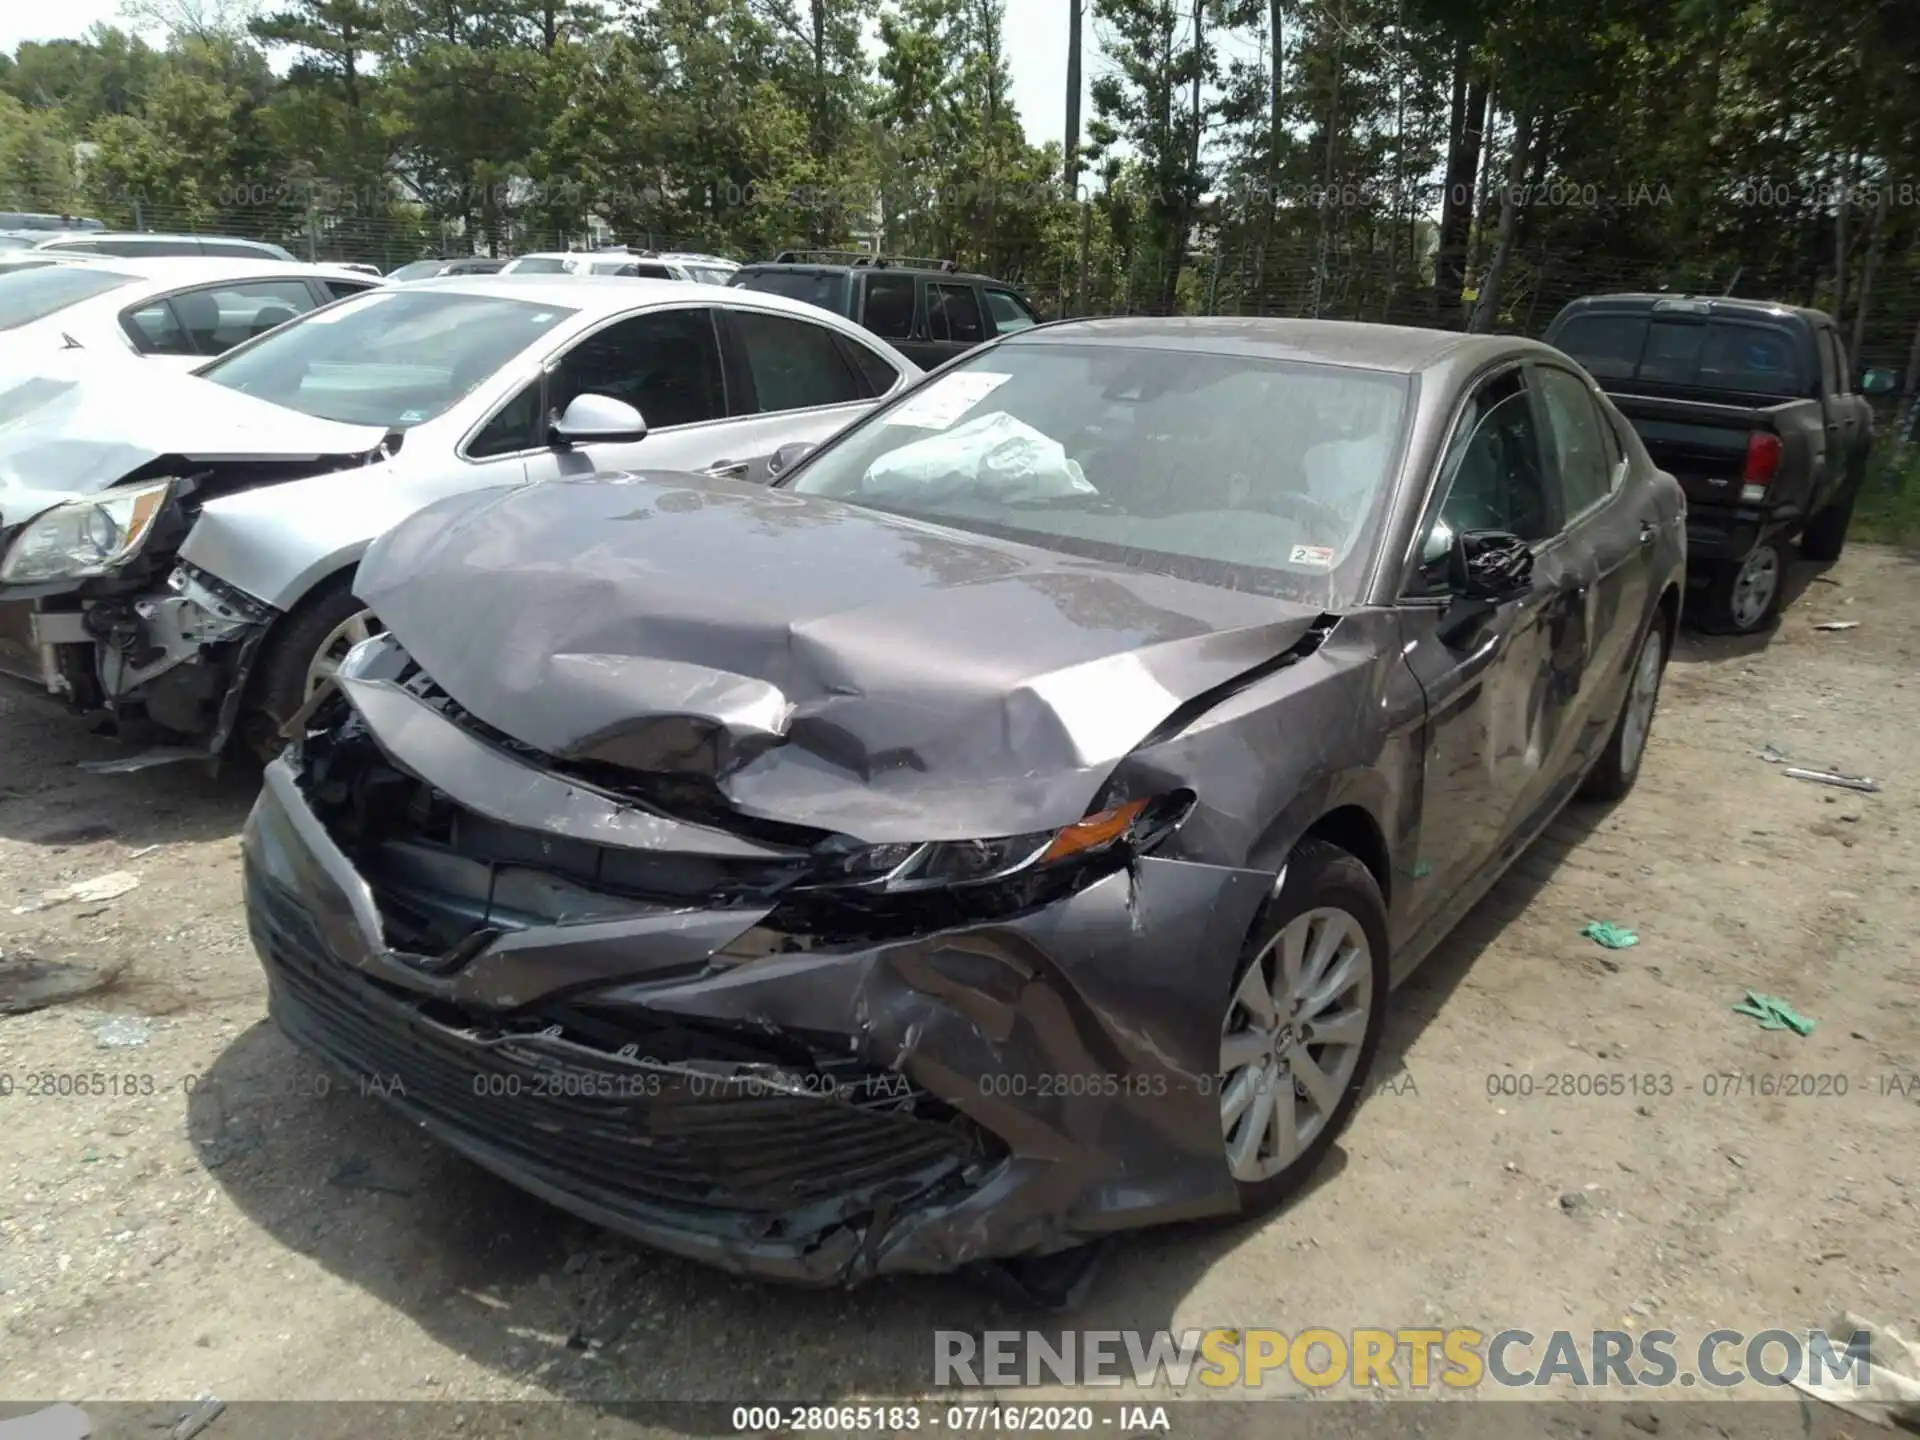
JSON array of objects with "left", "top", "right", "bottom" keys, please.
[{"left": 243, "top": 317, "right": 1686, "bottom": 1292}]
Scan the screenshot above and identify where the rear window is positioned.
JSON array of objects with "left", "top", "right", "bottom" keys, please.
[
  {"left": 733, "top": 269, "right": 850, "bottom": 315},
  {"left": 508, "top": 257, "right": 570, "bottom": 274},
  {"left": 1553, "top": 314, "right": 1808, "bottom": 398},
  {"left": 0, "top": 264, "right": 140, "bottom": 329}
]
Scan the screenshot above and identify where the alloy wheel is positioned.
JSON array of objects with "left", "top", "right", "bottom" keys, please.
[
  {"left": 305, "top": 609, "right": 385, "bottom": 699},
  {"left": 1730, "top": 547, "right": 1780, "bottom": 631},
  {"left": 1219, "top": 906, "right": 1375, "bottom": 1184},
  {"left": 1617, "top": 627, "right": 1665, "bottom": 778}
]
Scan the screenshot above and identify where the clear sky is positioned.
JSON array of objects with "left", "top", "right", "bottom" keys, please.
[{"left": 0, "top": 1, "right": 1100, "bottom": 155}]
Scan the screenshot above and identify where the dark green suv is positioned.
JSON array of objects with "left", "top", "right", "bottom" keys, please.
[{"left": 729, "top": 251, "right": 1040, "bottom": 371}]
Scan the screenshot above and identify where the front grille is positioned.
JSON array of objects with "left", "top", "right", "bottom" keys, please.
[{"left": 249, "top": 868, "right": 981, "bottom": 1219}]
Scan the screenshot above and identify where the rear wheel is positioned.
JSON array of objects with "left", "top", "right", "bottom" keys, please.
[
  {"left": 1692, "top": 538, "right": 1785, "bottom": 635},
  {"left": 1218, "top": 839, "right": 1389, "bottom": 1216},
  {"left": 1581, "top": 618, "right": 1667, "bottom": 801}
]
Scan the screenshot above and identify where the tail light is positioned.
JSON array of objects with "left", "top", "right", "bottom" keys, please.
[{"left": 1741, "top": 432, "right": 1782, "bottom": 502}]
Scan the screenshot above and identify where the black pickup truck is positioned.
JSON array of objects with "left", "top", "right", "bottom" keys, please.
[{"left": 1542, "top": 295, "right": 1875, "bottom": 634}]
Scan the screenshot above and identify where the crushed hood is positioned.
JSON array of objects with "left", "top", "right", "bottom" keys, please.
[
  {"left": 355, "top": 473, "right": 1329, "bottom": 842},
  {"left": 0, "top": 351, "right": 389, "bottom": 528}
]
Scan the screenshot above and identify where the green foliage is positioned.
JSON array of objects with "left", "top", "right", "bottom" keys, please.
[{"left": 0, "top": 0, "right": 1915, "bottom": 336}]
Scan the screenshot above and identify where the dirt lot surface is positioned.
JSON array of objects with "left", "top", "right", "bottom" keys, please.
[{"left": 2, "top": 546, "right": 1917, "bottom": 1436}]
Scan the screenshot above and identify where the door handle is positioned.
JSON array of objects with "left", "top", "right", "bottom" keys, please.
[
  {"left": 702, "top": 460, "right": 750, "bottom": 479},
  {"left": 1639, "top": 520, "right": 1657, "bottom": 546}
]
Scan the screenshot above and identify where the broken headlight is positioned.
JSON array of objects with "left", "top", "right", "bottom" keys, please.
[
  {"left": 0, "top": 478, "right": 174, "bottom": 585},
  {"left": 809, "top": 795, "right": 1189, "bottom": 894}
]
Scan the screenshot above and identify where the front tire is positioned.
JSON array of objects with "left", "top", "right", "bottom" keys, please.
[
  {"left": 1692, "top": 538, "right": 1785, "bottom": 635},
  {"left": 248, "top": 581, "right": 385, "bottom": 759},
  {"left": 1218, "top": 838, "right": 1390, "bottom": 1217},
  {"left": 1581, "top": 616, "right": 1667, "bottom": 801}
]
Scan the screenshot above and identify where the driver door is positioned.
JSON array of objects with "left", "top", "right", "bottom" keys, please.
[
  {"left": 519, "top": 306, "right": 739, "bottom": 480},
  {"left": 1394, "top": 366, "right": 1595, "bottom": 939}
]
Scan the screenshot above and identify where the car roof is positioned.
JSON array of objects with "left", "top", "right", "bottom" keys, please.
[
  {"left": 34, "top": 231, "right": 284, "bottom": 247},
  {"left": 25, "top": 255, "right": 382, "bottom": 284},
  {"left": 1003, "top": 315, "right": 1549, "bottom": 375},
  {"left": 408, "top": 271, "right": 882, "bottom": 316},
  {"left": 736, "top": 261, "right": 1004, "bottom": 285},
  {"left": 1549, "top": 292, "right": 1828, "bottom": 327}
]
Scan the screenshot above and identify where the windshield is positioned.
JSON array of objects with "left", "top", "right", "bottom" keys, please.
[
  {"left": 196, "top": 289, "right": 576, "bottom": 428},
  {"left": 687, "top": 265, "right": 734, "bottom": 286},
  {"left": 1554, "top": 314, "right": 1809, "bottom": 398},
  {"left": 783, "top": 342, "right": 1413, "bottom": 607},
  {"left": 734, "top": 269, "right": 850, "bottom": 315},
  {"left": 0, "top": 264, "right": 141, "bottom": 329}
]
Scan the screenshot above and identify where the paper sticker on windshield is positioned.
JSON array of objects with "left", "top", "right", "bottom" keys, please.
[
  {"left": 1290, "top": 544, "right": 1336, "bottom": 567},
  {"left": 884, "top": 372, "right": 1013, "bottom": 429}
]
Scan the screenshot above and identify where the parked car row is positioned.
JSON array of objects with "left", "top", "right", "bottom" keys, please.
[{"left": 0, "top": 260, "right": 1861, "bottom": 1297}]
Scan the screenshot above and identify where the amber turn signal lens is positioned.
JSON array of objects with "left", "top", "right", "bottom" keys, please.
[{"left": 1039, "top": 797, "right": 1151, "bottom": 864}]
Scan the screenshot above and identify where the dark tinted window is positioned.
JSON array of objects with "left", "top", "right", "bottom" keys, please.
[
  {"left": 1555, "top": 312, "right": 1807, "bottom": 396},
  {"left": 861, "top": 273, "right": 917, "bottom": 339},
  {"left": 1637, "top": 321, "right": 1705, "bottom": 385},
  {"left": 629, "top": 264, "right": 676, "bottom": 280},
  {"left": 1550, "top": 315, "right": 1646, "bottom": 379},
  {"left": 448, "top": 259, "right": 507, "bottom": 275},
  {"left": 731, "top": 310, "right": 865, "bottom": 412},
  {"left": 983, "top": 289, "right": 1038, "bottom": 334},
  {"left": 550, "top": 308, "right": 726, "bottom": 429},
  {"left": 469, "top": 378, "right": 545, "bottom": 457},
  {"left": 929, "top": 282, "right": 985, "bottom": 344},
  {"left": 833, "top": 332, "right": 900, "bottom": 397},
  {"left": 734, "top": 269, "right": 851, "bottom": 315},
  {"left": 0, "top": 264, "right": 140, "bottom": 329},
  {"left": 324, "top": 279, "right": 373, "bottom": 302}
]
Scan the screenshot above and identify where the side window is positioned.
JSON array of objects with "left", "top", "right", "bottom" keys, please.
[
  {"left": 862, "top": 273, "right": 917, "bottom": 340},
  {"left": 928, "top": 283, "right": 985, "bottom": 344},
  {"left": 206, "top": 281, "right": 319, "bottom": 349},
  {"left": 730, "top": 309, "right": 866, "bottom": 413},
  {"left": 468, "top": 378, "right": 545, "bottom": 458},
  {"left": 983, "top": 289, "right": 1038, "bottom": 335},
  {"left": 548, "top": 308, "right": 726, "bottom": 430},
  {"left": 323, "top": 279, "right": 373, "bottom": 302},
  {"left": 631, "top": 264, "right": 676, "bottom": 280},
  {"left": 1533, "top": 366, "right": 1615, "bottom": 519},
  {"left": 832, "top": 332, "right": 901, "bottom": 397},
  {"left": 1413, "top": 371, "right": 1555, "bottom": 590},
  {"left": 1816, "top": 329, "right": 1840, "bottom": 395},
  {"left": 123, "top": 299, "right": 194, "bottom": 356}
]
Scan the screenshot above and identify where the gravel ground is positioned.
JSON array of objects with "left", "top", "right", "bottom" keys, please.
[{"left": 1, "top": 546, "right": 1916, "bottom": 1435}]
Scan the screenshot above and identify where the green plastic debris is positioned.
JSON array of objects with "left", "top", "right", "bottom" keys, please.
[
  {"left": 1732, "top": 991, "right": 1815, "bottom": 1036},
  {"left": 1582, "top": 921, "right": 1639, "bottom": 949}
]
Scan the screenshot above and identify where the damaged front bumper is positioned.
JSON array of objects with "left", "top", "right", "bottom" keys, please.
[
  {"left": 240, "top": 678, "right": 1275, "bottom": 1285},
  {"left": 0, "top": 563, "right": 272, "bottom": 749}
]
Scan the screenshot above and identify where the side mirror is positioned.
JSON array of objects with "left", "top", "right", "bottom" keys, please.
[
  {"left": 1435, "top": 529, "right": 1533, "bottom": 645},
  {"left": 767, "top": 440, "right": 816, "bottom": 479},
  {"left": 1449, "top": 528, "right": 1535, "bottom": 602},
  {"left": 1861, "top": 368, "right": 1898, "bottom": 397},
  {"left": 551, "top": 393, "right": 648, "bottom": 447}
]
